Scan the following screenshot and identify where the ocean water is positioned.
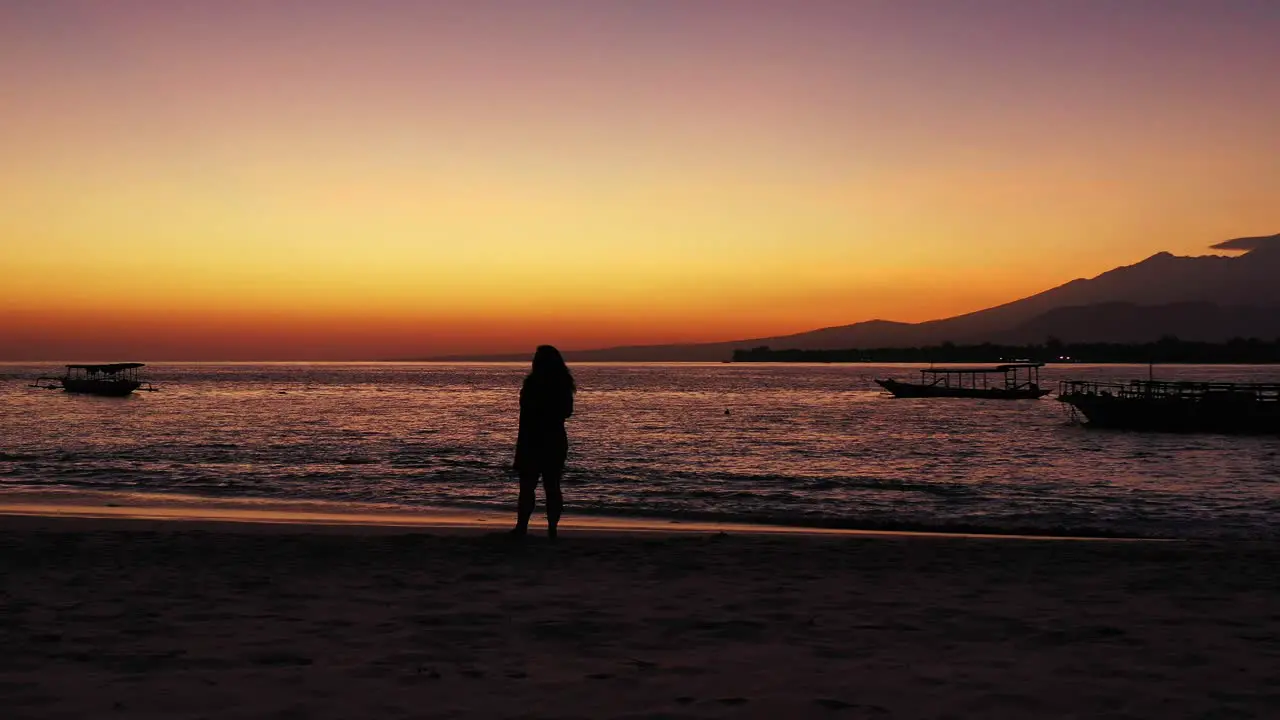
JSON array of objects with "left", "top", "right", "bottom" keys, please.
[{"left": 2, "top": 362, "right": 1278, "bottom": 539}]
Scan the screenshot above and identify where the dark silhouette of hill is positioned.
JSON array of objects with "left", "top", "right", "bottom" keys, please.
[
  {"left": 996, "top": 302, "right": 1280, "bottom": 344},
  {"left": 432, "top": 233, "right": 1280, "bottom": 361},
  {"left": 734, "top": 338, "right": 1280, "bottom": 364}
]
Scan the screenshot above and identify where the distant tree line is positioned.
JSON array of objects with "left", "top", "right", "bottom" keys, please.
[{"left": 731, "top": 337, "right": 1280, "bottom": 364}]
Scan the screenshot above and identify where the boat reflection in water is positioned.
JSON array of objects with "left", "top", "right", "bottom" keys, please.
[
  {"left": 876, "top": 362, "right": 1049, "bottom": 400},
  {"left": 32, "top": 363, "right": 158, "bottom": 397}
]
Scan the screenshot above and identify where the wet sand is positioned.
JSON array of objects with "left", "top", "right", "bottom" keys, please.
[
  {"left": 0, "top": 489, "right": 1145, "bottom": 540},
  {"left": 2, "top": 511, "right": 1278, "bottom": 719}
]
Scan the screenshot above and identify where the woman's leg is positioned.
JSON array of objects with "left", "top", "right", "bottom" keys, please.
[
  {"left": 544, "top": 469, "right": 563, "bottom": 539},
  {"left": 514, "top": 469, "right": 540, "bottom": 534}
]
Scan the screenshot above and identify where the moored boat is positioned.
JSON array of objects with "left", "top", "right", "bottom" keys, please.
[
  {"left": 876, "top": 363, "right": 1049, "bottom": 399},
  {"left": 1058, "top": 379, "right": 1280, "bottom": 434},
  {"left": 31, "top": 363, "right": 157, "bottom": 397}
]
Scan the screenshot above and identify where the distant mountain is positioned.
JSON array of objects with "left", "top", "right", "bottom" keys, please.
[
  {"left": 440, "top": 233, "right": 1280, "bottom": 361},
  {"left": 996, "top": 302, "right": 1280, "bottom": 344}
]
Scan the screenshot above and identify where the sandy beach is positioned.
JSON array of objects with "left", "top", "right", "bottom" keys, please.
[{"left": 2, "top": 511, "right": 1279, "bottom": 720}]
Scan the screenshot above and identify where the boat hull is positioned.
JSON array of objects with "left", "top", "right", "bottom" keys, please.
[
  {"left": 876, "top": 379, "right": 1050, "bottom": 400},
  {"left": 60, "top": 379, "right": 142, "bottom": 397},
  {"left": 1059, "top": 393, "right": 1280, "bottom": 434}
]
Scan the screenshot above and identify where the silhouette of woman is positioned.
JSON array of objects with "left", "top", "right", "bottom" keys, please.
[{"left": 511, "top": 345, "right": 575, "bottom": 539}]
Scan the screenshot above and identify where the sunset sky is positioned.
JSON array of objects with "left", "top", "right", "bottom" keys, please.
[{"left": 2, "top": 0, "right": 1278, "bottom": 360}]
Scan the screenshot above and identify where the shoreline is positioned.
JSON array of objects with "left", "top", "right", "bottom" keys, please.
[
  {"left": 0, "top": 488, "right": 1169, "bottom": 542},
  {"left": 4, "top": 507, "right": 1277, "bottom": 718}
]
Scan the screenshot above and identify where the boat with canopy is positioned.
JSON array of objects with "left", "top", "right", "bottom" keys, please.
[
  {"left": 876, "top": 363, "right": 1049, "bottom": 399},
  {"left": 1058, "top": 379, "right": 1280, "bottom": 433},
  {"left": 31, "top": 363, "right": 158, "bottom": 397}
]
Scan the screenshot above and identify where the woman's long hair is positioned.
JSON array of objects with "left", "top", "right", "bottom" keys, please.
[{"left": 526, "top": 345, "right": 576, "bottom": 394}]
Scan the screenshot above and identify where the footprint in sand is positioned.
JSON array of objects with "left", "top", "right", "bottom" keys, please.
[
  {"left": 247, "top": 652, "right": 312, "bottom": 667},
  {"left": 815, "top": 698, "right": 888, "bottom": 714}
]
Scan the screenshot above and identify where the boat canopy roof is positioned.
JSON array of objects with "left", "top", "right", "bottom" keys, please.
[
  {"left": 66, "top": 363, "right": 145, "bottom": 372},
  {"left": 923, "top": 362, "right": 1044, "bottom": 374}
]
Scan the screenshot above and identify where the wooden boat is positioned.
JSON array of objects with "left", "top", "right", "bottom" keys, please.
[
  {"left": 1058, "top": 379, "right": 1280, "bottom": 434},
  {"left": 32, "top": 363, "right": 157, "bottom": 397},
  {"left": 876, "top": 363, "right": 1049, "bottom": 399}
]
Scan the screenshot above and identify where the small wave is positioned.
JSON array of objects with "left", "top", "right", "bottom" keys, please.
[
  {"left": 443, "top": 458, "right": 491, "bottom": 469},
  {"left": 338, "top": 456, "right": 379, "bottom": 465}
]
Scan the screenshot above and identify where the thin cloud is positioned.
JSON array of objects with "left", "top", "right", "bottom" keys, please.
[{"left": 1210, "top": 233, "right": 1280, "bottom": 253}]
